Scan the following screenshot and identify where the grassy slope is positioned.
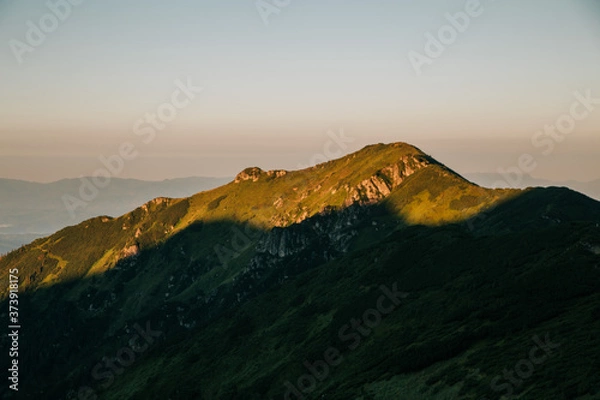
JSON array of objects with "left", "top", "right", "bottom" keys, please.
[{"left": 1, "top": 143, "right": 599, "bottom": 399}]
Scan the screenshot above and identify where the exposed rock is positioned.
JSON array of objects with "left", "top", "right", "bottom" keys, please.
[
  {"left": 235, "top": 167, "right": 264, "bottom": 183},
  {"left": 121, "top": 244, "right": 140, "bottom": 258},
  {"left": 141, "top": 197, "right": 172, "bottom": 212},
  {"left": 255, "top": 205, "right": 365, "bottom": 259},
  {"left": 266, "top": 169, "right": 287, "bottom": 178},
  {"left": 344, "top": 155, "right": 432, "bottom": 206}
]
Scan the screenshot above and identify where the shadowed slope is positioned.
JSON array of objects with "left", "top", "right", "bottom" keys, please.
[
  {"left": 0, "top": 142, "right": 507, "bottom": 299},
  {"left": 2, "top": 143, "right": 599, "bottom": 399}
]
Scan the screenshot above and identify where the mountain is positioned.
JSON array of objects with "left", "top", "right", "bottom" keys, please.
[
  {"left": 0, "top": 177, "right": 230, "bottom": 254},
  {"left": 0, "top": 233, "right": 46, "bottom": 256},
  {"left": 1, "top": 143, "right": 599, "bottom": 400},
  {"left": 465, "top": 172, "right": 600, "bottom": 201}
]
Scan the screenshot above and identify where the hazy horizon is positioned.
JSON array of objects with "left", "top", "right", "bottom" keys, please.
[
  {"left": 1, "top": 137, "right": 600, "bottom": 184},
  {"left": 1, "top": 0, "right": 599, "bottom": 182}
]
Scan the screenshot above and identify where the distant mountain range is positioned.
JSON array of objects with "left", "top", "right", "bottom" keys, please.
[
  {"left": 1, "top": 142, "right": 599, "bottom": 399},
  {"left": 0, "top": 177, "right": 230, "bottom": 254},
  {"left": 465, "top": 173, "right": 600, "bottom": 200}
]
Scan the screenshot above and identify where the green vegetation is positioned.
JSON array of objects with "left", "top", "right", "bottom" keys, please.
[{"left": 1, "top": 142, "right": 599, "bottom": 400}]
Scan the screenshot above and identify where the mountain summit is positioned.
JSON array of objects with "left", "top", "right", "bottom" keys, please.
[
  {"left": 2, "top": 142, "right": 503, "bottom": 293},
  {"left": 1, "top": 142, "right": 600, "bottom": 400}
]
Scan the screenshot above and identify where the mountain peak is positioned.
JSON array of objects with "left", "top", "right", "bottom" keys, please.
[
  {"left": 328, "top": 142, "right": 427, "bottom": 164},
  {"left": 364, "top": 141, "right": 424, "bottom": 151},
  {"left": 203, "top": 141, "right": 480, "bottom": 228},
  {"left": 234, "top": 142, "right": 429, "bottom": 182}
]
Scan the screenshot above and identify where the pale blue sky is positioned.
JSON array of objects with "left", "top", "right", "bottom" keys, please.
[{"left": 1, "top": 0, "right": 599, "bottom": 181}]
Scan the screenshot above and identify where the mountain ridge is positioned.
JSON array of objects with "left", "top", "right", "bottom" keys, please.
[
  {"left": 465, "top": 172, "right": 600, "bottom": 200},
  {"left": 1, "top": 142, "right": 599, "bottom": 399},
  {"left": 0, "top": 176, "right": 231, "bottom": 254}
]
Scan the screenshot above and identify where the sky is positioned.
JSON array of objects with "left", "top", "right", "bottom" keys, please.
[{"left": 0, "top": 0, "right": 599, "bottom": 182}]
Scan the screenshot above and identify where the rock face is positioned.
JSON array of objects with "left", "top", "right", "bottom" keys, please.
[
  {"left": 234, "top": 167, "right": 264, "bottom": 183},
  {"left": 256, "top": 207, "right": 361, "bottom": 258},
  {"left": 226, "top": 204, "right": 371, "bottom": 307},
  {"left": 141, "top": 197, "right": 173, "bottom": 213},
  {"left": 267, "top": 169, "right": 287, "bottom": 178},
  {"left": 121, "top": 244, "right": 140, "bottom": 258},
  {"left": 345, "top": 155, "right": 432, "bottom": 206},
  {"left": 234, "top": 167, "right": 288, "bottom": 183}
]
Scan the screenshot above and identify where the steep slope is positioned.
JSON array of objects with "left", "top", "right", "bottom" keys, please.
[
  {"left": 1, "top": 142, "right": 599, "bottom": 400},
  {"left": 100, "top": 194, "right": 600, "bottom": 400},
  {"left": 0, "top": 176, "right": 230, "bottom": 253}
]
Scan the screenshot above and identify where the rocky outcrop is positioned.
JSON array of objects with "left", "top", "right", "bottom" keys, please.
[
  {"left": 225, "top": 205, "right": 370, "bottom": 306},
  {"left": 344, "top": 155, "right": 432, "bottom": 206},
  {"left": 235, "top": 167, "right": 264, "bottom": 183},
  {"left": 121, "top": 244, "right": 140, "bottom": 258},
  {"left": 234, "top": 167, "right": 287, "bottom": 183},
  {"left": 267, "top": 169, "right": 287, "bottom": 178},
  {"left": 141, "top": 197, "right": 173, "bottom": 213},
  {"left": 255, "top": 205, "right": 363, "bottom": 258}
]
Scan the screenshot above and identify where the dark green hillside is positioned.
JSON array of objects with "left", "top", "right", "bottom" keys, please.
[{"left": 1, "top": 143, "right": 599, "bottom": 400}]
